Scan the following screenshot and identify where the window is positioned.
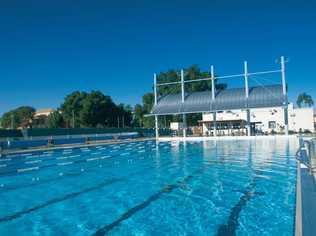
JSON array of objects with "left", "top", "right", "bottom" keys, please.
[{"left": 268, "top": 121, "right": 276, "bottom": 129}]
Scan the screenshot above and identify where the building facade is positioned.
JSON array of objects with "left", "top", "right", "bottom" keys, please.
[{"left": 201, "top": 103, "right": 314, "bottom": 135}]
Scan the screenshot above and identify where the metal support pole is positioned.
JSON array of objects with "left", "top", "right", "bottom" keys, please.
[
  {"left": 10, "top": 114, "right": 14, "bottom": 129},
  {"left": 246, "top": 109, "right": 251, "bottom": 136},
  {"left": 154, "top": 73, "right": 158, "bottom": 105},
  {"left": 154, "top": 73, "right": 159, "bottom": 139},
  {"left": 72, "top": 110, "right": 75, "bottom": 128},
  {"left": 281, "top": 56, "right": 289, "bottom": 135},
  {"left": 211, "top": 65, "right": 216, "bottom": 137},
  {"left": 181, "top": 69, "right": 186, "bottom": 137},
  {"left": 244, "top": 61, "right": 251, "bottom": 136},
  {"left": 213, "top": 112, "right": 217, "bottom": 137},
  {"left": 211, "top": 65, "right": 215, "bottom": 100},
  {"left": 182, "top": 114, "right": 187, "bottom": 138},
  {"left": 181, "top": 69, "right": 185, "bottom": 103},
  {"left": 244, "top": 61, "right": 249, "bottom": 98},
  {"left": 155, "top": 115, "right": 159, "bottom": 139}
]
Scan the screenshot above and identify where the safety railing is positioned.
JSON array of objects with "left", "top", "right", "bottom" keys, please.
[{"left": 296, "top": 137, "right": 316, "bottom": 176}]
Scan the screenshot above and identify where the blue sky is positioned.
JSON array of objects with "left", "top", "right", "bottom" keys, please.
[{"left": 0, "top": 0, "right": 315, "bottom": 115}]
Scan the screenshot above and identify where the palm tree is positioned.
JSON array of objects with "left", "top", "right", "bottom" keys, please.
[{"left": 296, "top": 93, "right": 314, "bottom": 108}]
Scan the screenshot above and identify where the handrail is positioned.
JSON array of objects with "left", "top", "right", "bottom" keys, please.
[{"left": 296, "top": 138, "right": 316, "bottom": 175}]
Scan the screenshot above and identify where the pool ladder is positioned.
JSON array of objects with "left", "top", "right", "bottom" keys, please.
[{"left": 296, "top": 138, "right": 316, "bottom": 176}]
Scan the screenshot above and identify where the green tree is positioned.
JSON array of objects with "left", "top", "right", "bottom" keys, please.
[
  {"left": 142, "top": 93, "right": 155, "bottom": 128},
  {"left": 296, "top": 93, "right": 314, "bottom": 108},
  {"left": 156, "top": 65, "right": 227, "bottom": 96},
  {"left": 1, "top": 106, "right": 35, "bottom": 129},
  {"left": 133, "top": 104, "right": 145, "bottom": 127},
  {"left": 46, "top": 111, "right": 65, "bottom": 128},
  {"left": 116, "top": 104, "right": 133, "bottom": 128},
  {"left": 79, "top": 91, "right": 117, "bottom": 127},
  {"left": 60, "top": 91, "right": 88, "bottom": 127}
]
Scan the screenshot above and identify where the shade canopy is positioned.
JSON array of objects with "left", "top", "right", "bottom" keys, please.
[{"left": 150, "top": 84, "right": 287, "bottom": 116}]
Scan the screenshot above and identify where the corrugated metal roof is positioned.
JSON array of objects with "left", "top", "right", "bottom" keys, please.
[{"left": 150, "top": 84, "right": 287, "bottom": 116}]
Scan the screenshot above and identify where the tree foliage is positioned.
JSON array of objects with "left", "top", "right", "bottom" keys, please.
[
  {"left": 116, "top": 103, "right": 133, "bottom": 128},
  {"left": 79, "top": 91, "right": 117, "bottom": 127},
  {"left": 59, "top": 90, "right": 132, "bottom": 128},
  {"left": 60, "top": 91, "right": 88, "bottom": 127},
  {"left": 296, "top": 93, "right": 314, "bottom": 108},
  {"left": 46, "top": 111, "right": 65, "bottom": 128},
  {"left": 157, "top": 65, "right": 227, "bottom": 96},
  {"left": 133, "top": 104, "right": 145, "bottom": 127},
  {"left": 1, "top": 106, "right": 35, "bottom": 129}
]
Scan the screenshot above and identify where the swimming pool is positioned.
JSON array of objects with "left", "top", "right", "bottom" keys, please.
[{"left": 0, "top": 138, "right": 298, "bottom": 235}]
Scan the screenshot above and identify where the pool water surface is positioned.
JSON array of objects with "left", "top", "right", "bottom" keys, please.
[{"left": 0, "top": 138, "right": 298, "bottom": 235}]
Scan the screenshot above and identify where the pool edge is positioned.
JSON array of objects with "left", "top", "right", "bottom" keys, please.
[{"left": 295, "top": 162, "right": 316, "bottom": 236}]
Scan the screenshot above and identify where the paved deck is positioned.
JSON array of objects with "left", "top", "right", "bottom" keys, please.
[{"left": 296, "top": 163, "right": 316, "bottom": 236}]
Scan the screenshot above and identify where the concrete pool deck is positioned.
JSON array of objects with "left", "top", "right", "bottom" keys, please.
[{"left": 295, "top": 141, "right": 316, "bottom": 236}]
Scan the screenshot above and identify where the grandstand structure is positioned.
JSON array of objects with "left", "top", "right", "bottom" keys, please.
[{"left": 148, "top": 56, "right": 289, "bottom": 138}]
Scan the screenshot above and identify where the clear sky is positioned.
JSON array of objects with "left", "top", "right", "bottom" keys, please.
[{"left": 0, "top": 0, "right": 315, "bottom": 115}]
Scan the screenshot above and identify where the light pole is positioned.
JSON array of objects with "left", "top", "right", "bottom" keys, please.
[
  {"left": 72, "top": 110, "right": 75, "bottom": 128},
  {"left": 11, "top": 114, "right": 14, "bottom": 129}
]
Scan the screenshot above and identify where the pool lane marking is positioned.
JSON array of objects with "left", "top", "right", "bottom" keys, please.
[
  {"left": 58, "top": 162, "right": 73, "bottom": 166},
  {"left": 56, "top": 154, "right": 80, "bottom": 160},
  {"left": 0, "top": 144, "right": 159, "bottom": 177},
  {"left": 120, "top": 152, "right": 130, "bottom": 156},
  {"left": 216, "top": 179, "right": 264, "bottom": 236},
  {"left": 92, "top": 173, "right": 197, "bottom": 236},
  {"left": 91, "top": 152, "right": 102, "bottom": 155},
  {"left": 2, "top": 148, "right": 167, "bottom": 194},
  {"left": 25, "top": 160, "right": 42, "bottom": 165},
  {"left": 25, "top": 155, "right": 40, "bottom": 159},
  {"left": 1, "top": 145, "right": 175, "bottom": 193},
  {"left": 87, "top": 157, "right": 100, "bottom": 162},
  {"left": 0, "top": 178, "right": 123, "bottom": 224},
  {"left": 2, "top": 140, "right": 152, "bottom": 159},
  {"left": 1, "top": 151, "right": 95, "bottom": 175},
  {"left": 17, "top": 167, "right": 39, "bottom": 173},
  {"left": 20, "top": 153, "right": 33, "bottom": 156},
  {"left": 56, "top": 156, "right": 71, "bottom": 160}
]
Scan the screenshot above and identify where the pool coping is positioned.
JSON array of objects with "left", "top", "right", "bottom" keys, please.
[
  {"left": 0, "top": 137, "right": 155, "bottom": 156},
  {"left": 295, "top": 163, "right": 316, "bottom": 236}
]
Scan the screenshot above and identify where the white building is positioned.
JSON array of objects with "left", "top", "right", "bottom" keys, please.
[
  {"left": 170, "top": 122, "right": 183, "bottom": 131},
  {"left": 34, "top": 108, "right": 54, "bottom": 118},
  {"left": 200, "top": 103, "right": 314, "bottom": 135}
]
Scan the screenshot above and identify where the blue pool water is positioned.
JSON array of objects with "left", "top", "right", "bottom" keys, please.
[{"left": 0, "top": 138, "right": 298, "bottom": 235}]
